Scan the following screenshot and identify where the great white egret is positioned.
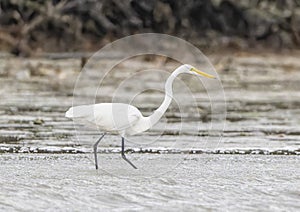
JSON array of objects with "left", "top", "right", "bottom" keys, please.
[{"left": 65, "top": 64, "right": 216, "bottom": 169}]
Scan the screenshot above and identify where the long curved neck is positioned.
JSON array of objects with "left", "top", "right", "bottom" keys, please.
[{"left": 148, "top": 68, "right": 182, "bottom": 127}]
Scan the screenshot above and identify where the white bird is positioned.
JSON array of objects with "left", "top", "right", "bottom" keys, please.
[{"left": 65, "top": 64, "right": 216, "bottom": 169}]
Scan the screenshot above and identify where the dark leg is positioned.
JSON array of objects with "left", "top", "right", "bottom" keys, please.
[
  {"left": 121, "top": 137, "right": 137, "bottom": 169},
  {"left": 93, "top": 133, "right": 106, "bottom": 170}
]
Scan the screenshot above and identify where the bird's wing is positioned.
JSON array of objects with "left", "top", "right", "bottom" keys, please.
[
  {"left": 91, "top": 103, "right": 142, "bottom": 132},
  {"left": 117, "top": 112, "right": 140, "bottom": 130}
]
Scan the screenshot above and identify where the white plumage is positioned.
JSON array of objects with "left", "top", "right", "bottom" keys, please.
[
  {"left": 65, "top": 64, "right": 216, "bottom": 169},
  {"left": 66, "top": 103, "right": 146, "bottom": 135}
]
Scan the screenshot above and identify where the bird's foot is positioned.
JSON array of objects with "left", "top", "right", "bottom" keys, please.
[{"left": 122, "top": 154, "right": 137, "bottom": 169}]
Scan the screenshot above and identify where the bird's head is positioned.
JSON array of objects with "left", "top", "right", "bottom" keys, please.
[{"left": 181, "top": 64, "right": 216, "bottom": 79}]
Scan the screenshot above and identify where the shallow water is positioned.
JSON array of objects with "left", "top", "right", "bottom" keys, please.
[
  {"left": 1, "top": 54, "right": 300, "bottom": 154},
  {"left": 0, "top": 154, "right": 299, "bottom": 211},
  {"left": 0, "top": 53, "right": 300, "bottom": 210}
]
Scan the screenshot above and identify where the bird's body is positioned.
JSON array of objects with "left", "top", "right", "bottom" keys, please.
[
  {"left": 66, "top": 64, "right": 216, "bottom": 169},
  {"left": 66, "top": 103, "right": 150, "bottom": 136}
]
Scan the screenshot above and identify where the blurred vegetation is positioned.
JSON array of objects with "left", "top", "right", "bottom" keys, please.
[{"left": 0, "top": 0, "right": 299, "bottom": 56}]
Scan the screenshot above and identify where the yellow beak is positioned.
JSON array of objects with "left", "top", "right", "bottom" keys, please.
[{"left": 191, "top": 67, "right": 216, "bottom": 79}]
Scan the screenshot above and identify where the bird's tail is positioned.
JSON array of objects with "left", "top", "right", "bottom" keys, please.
[{"left": 65, "top": 105, "right": 92, "bottom": 118}]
